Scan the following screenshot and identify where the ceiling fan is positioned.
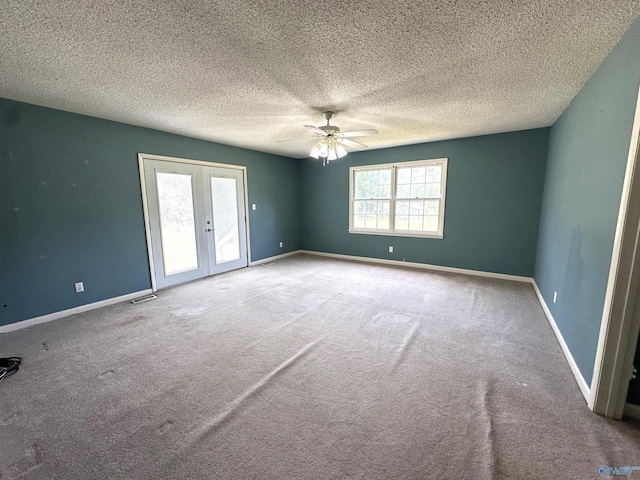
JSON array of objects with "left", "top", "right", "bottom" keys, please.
[{"left": 278, "top": 111, "right": 378, "bottom": 165}]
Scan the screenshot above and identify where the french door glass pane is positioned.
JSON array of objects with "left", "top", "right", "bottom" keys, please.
[
  {"left": 211, "top": 177, "right": 240, "bottom": 264},
  {"left": 156, "top": 172, "right": 199, "bottom": 275}
]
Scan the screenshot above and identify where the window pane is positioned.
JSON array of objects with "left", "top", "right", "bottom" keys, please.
[
  {"left": 351, "top": 161, "right": 446, "bottom": 236},
  {"left": 409, "top": 216, "right": 423, "bottom": 230},
  {"left": 211, "top": 177, "right": 240, "bottom": 264},
  {"left": 156, "top": 172, "right": 198, "bottom": 275},
  {"left": 378, "top": 185, "right": 391, "bottom": 198},
  {"left": 426, "top": 200, "right": 439, "bottom": 216},
  {"left": 356, "top": 200, "right": 391, "bottom": 230},
  {"left": 426, "top": 182, "right": 441, "bottom": 197},
  {"left": 355, "top": 171, "right": 378, "bottom": 199},
  {"left": 355, "top": 172, "right": 366, "bottom": 198},
  {"left": 409, "top": 199, "right": 424, "bottom": 214},
  {"left": 395, "top": 215, "right": 409, "bottom": 230},
  {"left": 426, "top": 166, "right": 441, "bottom": 182},
  {"left": 396, "top": 200, "right": 410, "bottom": 215},
  {"left": 410, "top": 183, "right": 425, "bottom": 198},
  {"left": 379, "top": 169, "right": 392, "bottom": 185},
  {"left": 397, "top": 184, "right": 411, "bottom": 198},
  {"left": 424, "top": 216, "right": 438, "bottom": 231},
  {"left": 355, "top": 169, "right": 393, "bottom": 199},
  {"left": 411, "top": 167, "right": 425, "bottom": 183},
  {"left": 397, "top": 168, "right": 411, "bottom": 184}
]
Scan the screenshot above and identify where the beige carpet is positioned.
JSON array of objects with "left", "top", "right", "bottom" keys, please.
[{"left": 1, "top": 254, "right": 639, "bottom": 479}]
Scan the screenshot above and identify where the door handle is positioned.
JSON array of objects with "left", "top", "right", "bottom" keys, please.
[{"left": 206, "top": 228, "right": 213, "bottom": 232}]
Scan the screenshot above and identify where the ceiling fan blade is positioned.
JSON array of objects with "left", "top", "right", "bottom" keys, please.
[
  {"left": 340, "top": 138, "right": 368, "bottom": 149},
  {"left": 304, "top": 125, "right": 327, "bottom": 136},
  {"left": 340, "top": 129, "right": 379, "bottom": 138},
  {"left": 276, "top": 136, "right": 320, "bottom": 143}
]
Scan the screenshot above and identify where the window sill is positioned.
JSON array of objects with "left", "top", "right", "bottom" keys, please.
[{"left": 348, "top": 229, "right": 444, "bottom": 239}]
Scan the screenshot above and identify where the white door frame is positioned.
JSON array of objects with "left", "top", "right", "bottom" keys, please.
[
  {"left": 138, "top": 153, "right": 251, "bottom": 292},
  {"left": 143, "top": 160, "right": 210, "bottom": 288},
  {"left": 590, "top": 82, "right": 640, "bottom": 418}
]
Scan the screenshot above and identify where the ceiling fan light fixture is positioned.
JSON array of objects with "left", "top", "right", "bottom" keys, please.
[
  {"left": 309, "top": 144, "right": 321, "bottom": 159},
  {"left": 298, "top": 111, "right": 376, "bottom": 164},
  {"left": 318, "top": 142, "right": 329, "bottom": 158}
]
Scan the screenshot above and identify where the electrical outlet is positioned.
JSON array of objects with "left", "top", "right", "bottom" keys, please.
[
  {"left": 553, "top": 291, "right": 557, "bottom": 304},
  {"left": 388, "top": 246, "right": 393, "bottom": 253},
  {"left": 75, "top": 282, "right": 85, "bottom": 293},
  {"left": 279, "top": 241, "right": 283, "bottom": 248}
]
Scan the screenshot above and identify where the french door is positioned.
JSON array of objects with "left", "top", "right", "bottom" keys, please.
[{"left": 142, "top": 157, "right": 248, "bottom": 289}]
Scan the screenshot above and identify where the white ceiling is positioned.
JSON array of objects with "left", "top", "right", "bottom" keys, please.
[{"left": 2, "top": 1, "right": 639, "bottom": 159}]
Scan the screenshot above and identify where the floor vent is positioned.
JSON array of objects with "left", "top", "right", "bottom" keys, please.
[{"left": 130, "top": 294, "right": 158, "bottom": 304}]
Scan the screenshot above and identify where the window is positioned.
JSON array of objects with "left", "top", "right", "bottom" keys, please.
[{"left": 349, "top": 158, "right": 447, "bottom": 238}]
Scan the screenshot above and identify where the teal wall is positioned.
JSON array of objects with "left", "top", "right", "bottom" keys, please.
[
  {"left": 0, "top": 98, "right": 300, "bottom": 326},
  {"left": 534, "top": 18, "right": 640, "bottom": 385},
  {"left": 3, "top": 17, "right": 640, "bottom": 391},
  {"left": 300, "top": 128, "right": 549, "bottom": 277}
]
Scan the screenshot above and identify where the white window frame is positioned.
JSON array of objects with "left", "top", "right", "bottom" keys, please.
[{"left": 349, "top": 158, "right": 448, "bottom": 238}]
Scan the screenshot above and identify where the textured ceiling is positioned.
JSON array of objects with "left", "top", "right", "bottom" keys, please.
[{"left": 2, "top": 1, "right": 639, "bottom": 159}]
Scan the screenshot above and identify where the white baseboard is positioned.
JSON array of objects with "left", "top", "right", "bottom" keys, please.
[
  {"left": 2, "top": 252, "right": 592, "bottom": 412},
  {"left": 532, "top": 281, "right": 591, "bottom": 403},
  {"left": 1, "top": 250, "right": 303, "bottom": 333},
  {"left": 0, "top": 289, "right": 154, "bottom": 334},
  {"left": 300, "top": 250, "right": 591, "bottom": 408},
  {"left": 624, "top": 402, "right": 640, "bottom": 419},
  {"left": 249, "top": 250, "right": 302, "bottom": 266},
  {"left": 299, "top": 250, "right": 534, "bottom": 283}
]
